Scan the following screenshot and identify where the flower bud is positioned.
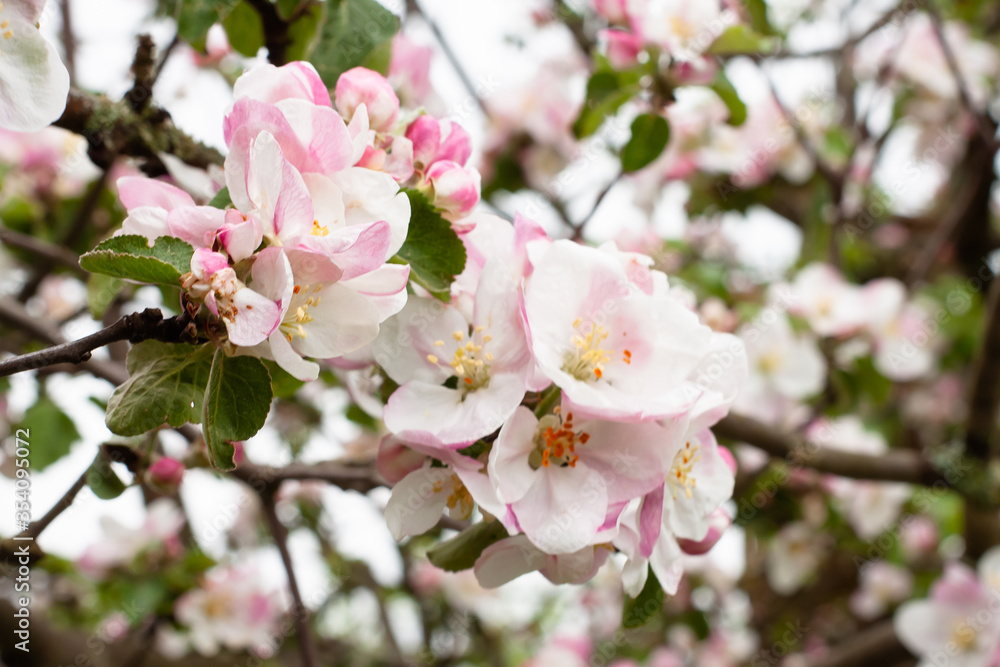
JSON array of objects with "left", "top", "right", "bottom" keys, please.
[
  {"left": 147, "top": 457, "right": 185, "bottom": 489},
  {"left": 335, "top": 67, "right": 400, "bottom": 133},
  {"left": 601, "top": 29, "right": 643, "bottom": 69},
  {"left": 406, "top": 116, "right": 472, "bottom": 170},
  {"left": 424, "top": 160, "right": 481, "bottom": 218}
]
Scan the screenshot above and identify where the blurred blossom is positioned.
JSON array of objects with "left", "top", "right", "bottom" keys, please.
[
  {"left": 77, "top": 499, "right": 185, "bottom": 576},
  {"left": 174, "top": 563, "right": 287, "bottom": 656},
  {"left": 850, "top": 561, "right": 914, "bottom": 620},
  {"left": 767, "top": 522, "right": 827, "bottom": 595}
]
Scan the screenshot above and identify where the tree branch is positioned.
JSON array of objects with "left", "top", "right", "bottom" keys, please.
[
  {"left": 806, "top": 620, "right": 911, "bottom": 667},
  {"left": 260, "top": 490, "right": 318, "bottom": 667},
  {"left": 54, "top": 89, "right": 223, "bottom": 172},
  {"left": 245, "top": 0, "right": 291, "bottom": 65},
  {"left": 0, "top": 228, "right": 87, "bottom": 274},
  {"left": 927, "top": 8, "right": 999, "bottom": 148},
  {"left": 0, "top": 307, "right": 194, "bottom": 379},
  {"left": 714, "top": 413, "right": 943, "bottom": 486},
  {"left": 230, "top": 460, "right": 386, "bottom": 496}
]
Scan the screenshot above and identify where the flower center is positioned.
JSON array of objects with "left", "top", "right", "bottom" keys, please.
[
  {"left": 426, "top": 326, "right": 493, "bottom": 391},
  {"left": 670, "top": 16, "right": 696, "bottom": 41},
  {"left": 280, "top": 284, "right": 322, "bottom": 342},
  {"left": 203, "top": 593, "right": 233, "bottom": 619},
  {"left": 758, "top": 350, "right": 782, "bottom": 374},
  {"left": 435, "top": 474, "right": 474, "bottom": 520},
  {"left": 563, "top": 318, "right": 630, "bottom": 381},
  {"left": 667, "top": 441, "right": 700, "bottom": 499},
  {"left": 951, "top": 622, "right": 976, "bottom": 652},
  {"left": 530, "top": 408, "right": 590, "bottom": 469},
  {"left": 311, "top": 220, "right": 329, "bottom": 237}
]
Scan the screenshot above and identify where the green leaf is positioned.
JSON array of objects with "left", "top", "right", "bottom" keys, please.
[
  {"left": 203, "top": 351, "right": 272, "bottom": 471},
  {"left": 275, "top": 0, "right": 304, "bottom": 19},
  {"left": 207, "top": 186, "right": 232, "bottom": 210},
  {"left": 222, "top": 1, "right": 265, "bottom": 57},
  {"left": 106, "top": 342, "right": 215, "bottom": 436},
  {"left": 394, "top": 189, "right": 467, "bottom": 299},
  {"left": 86, "top": 274, "right": 125, "bottom": 319},
  {"left": 311, "top": 0, "right": 400, "bottom": 88},
  {"left": 286, "top": 2, "right": 324, "bottom": 62},
  {"left": 623, "top": 566, "right": 664, "bottom": 628},
  {"left": 706, "top": 25, "right": 777, "bottom": 56},
  {"left": 80, "top": 235, "right": 194, "bottom": 287},
  {"left": 745, "top": 0, "right": 778, "bottom": 36},
  {"left": 263, "top": 360, "right": 305, "bottom": 399},
  {"left": 22, "top": 395, "right": 80, "bottom": 471},
  {"left": 572, "top": 71, "right": 639, "bottom": 138},
  {"left": 709, "top": 70, "right": 747, "bottom": 126},
  {"left": 427, "top": 520, "right": 509, "bottom": 572},
  {"left": 621, "top": 114, "right": 670, "bottom": 173},
  {"left": 86, "top": 450, "right": 128, "bottom": 500},
  {"left": 168, "top": 0, "right": 221, "bottom": 51},
  {"left": 360, "top": 33, "right": 393, "bottom": 74}
]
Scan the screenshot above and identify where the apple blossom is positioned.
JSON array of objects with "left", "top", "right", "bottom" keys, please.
[
  {"left": 174, "top": 564, "right": 286, "bottom": 657},
  {"left": 375, "top": 259, "right": 532, "bottom": 447},
  {"left": 524, "top": 239, "right": 719, "bottom": 422},
  {"left": 0, "top": 0, "right": 70, "bottom": 132},
  {"left": 894, "top": 559, "right": 1000, "bottom": 667},
  {"left": 488, "top": 404, "right": 688, "bottom": 553}
]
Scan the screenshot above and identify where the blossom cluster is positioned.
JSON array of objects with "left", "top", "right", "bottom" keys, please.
[
  {"left": 116, "top": 61, "right": 479, "bottom": 381},
  {"left": 375, "top": 213, "right": 747, "bottom": 594}
]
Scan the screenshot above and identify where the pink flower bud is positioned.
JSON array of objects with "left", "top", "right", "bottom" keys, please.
[
  {"left": 376, "top": 435, "right": 426, "bottom": 484},
  {"left": 601, "top": 29, "right": 643, "bottom": 69},
  {"left": 594, "top": 0, "right": 630, "bottom": 23},
  {"left": 424, "top": 160, "right": 481, "bottom": 218},
  {"left": 147, "top": 457, "right": 185, "bottom": 489},
  {"left": 676, "top": 509, "right": 731, "bottom": 555},
  {"left": 406, "top": 116, "right": 472, "bottom": 170},
  {"left": 335, "top": 67, "right": 400, "bottom": 133}
]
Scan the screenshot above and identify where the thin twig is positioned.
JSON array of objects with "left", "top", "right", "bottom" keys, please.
[
  {"left": 927, "top": 8, "right": 998, "bottom": 148},
  {"left": 714, "top": 413, "right": 943, "bottom": 486},
  {"left": 0, "top": 308, "right": 193, "bottom": 379},
  {"left": 18, "top": 168, "right": 110, "bottom": 302},
  {"left": 58, "top": 0, "right": 77, "bottom": 86},
  {"left": 19, "top": 464, "right": 89, "bottom": 540},
  {"left": 409, "top": 0, "right": 488, "bottom": 115},
  {"left": 0, "top": 228, "right": 87, "bottom": 274},
  {"left": 261, "top": 492, "right": 318, "bottom": 667}
]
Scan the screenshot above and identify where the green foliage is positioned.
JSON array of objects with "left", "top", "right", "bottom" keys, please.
[
  {"left": 222, "top": 1, "right": 266, "bottom": 56},
  {"left": 622, "top": 566, "right": 664, "bottom": 628},
  {"left": 86, "top": 449, "right": 129, "bottom": 500},
  {"left": 285, "top": 2, "right": 325, "bottom": 62},
  {"left": 709, "top": 69, "right": 747, "bottom": 126},
  {"left": 207, "top": 186, "right": 232, "bottom": 210},
  {"left": 311, "top": 0, "right": 400, "bottom": 87},
  {"left": 426, "top": 520, "right": 509, "bottom": 572},
  {"left": 572, "top": 70, "right": 640, "bottom": 138},
  {"left": 22, "top": 394, "right": 80, "bottom": 471},
  {"left": 80, "top": 235, "right": 194, "bottom": 287},
  {"left": 394, "top": 189, "right": 467, "bottom": 299},
  {"left": 167, "top": 0, "right": 231, "bottom": 51},
  {"left": 706, "top": 24, "right": 777, "bottom": 55},
  {"left": 203, "top": 350, "right": 272, "bottom": 471},
  {"left": 86, "top": 274, "right": 125, "bottom": 319},
  {"left": 106, "top": 342, "right": 215, "bottom": 436},
  {"left": 621, "top": 114, "right": 670, "bottom": 173}
]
